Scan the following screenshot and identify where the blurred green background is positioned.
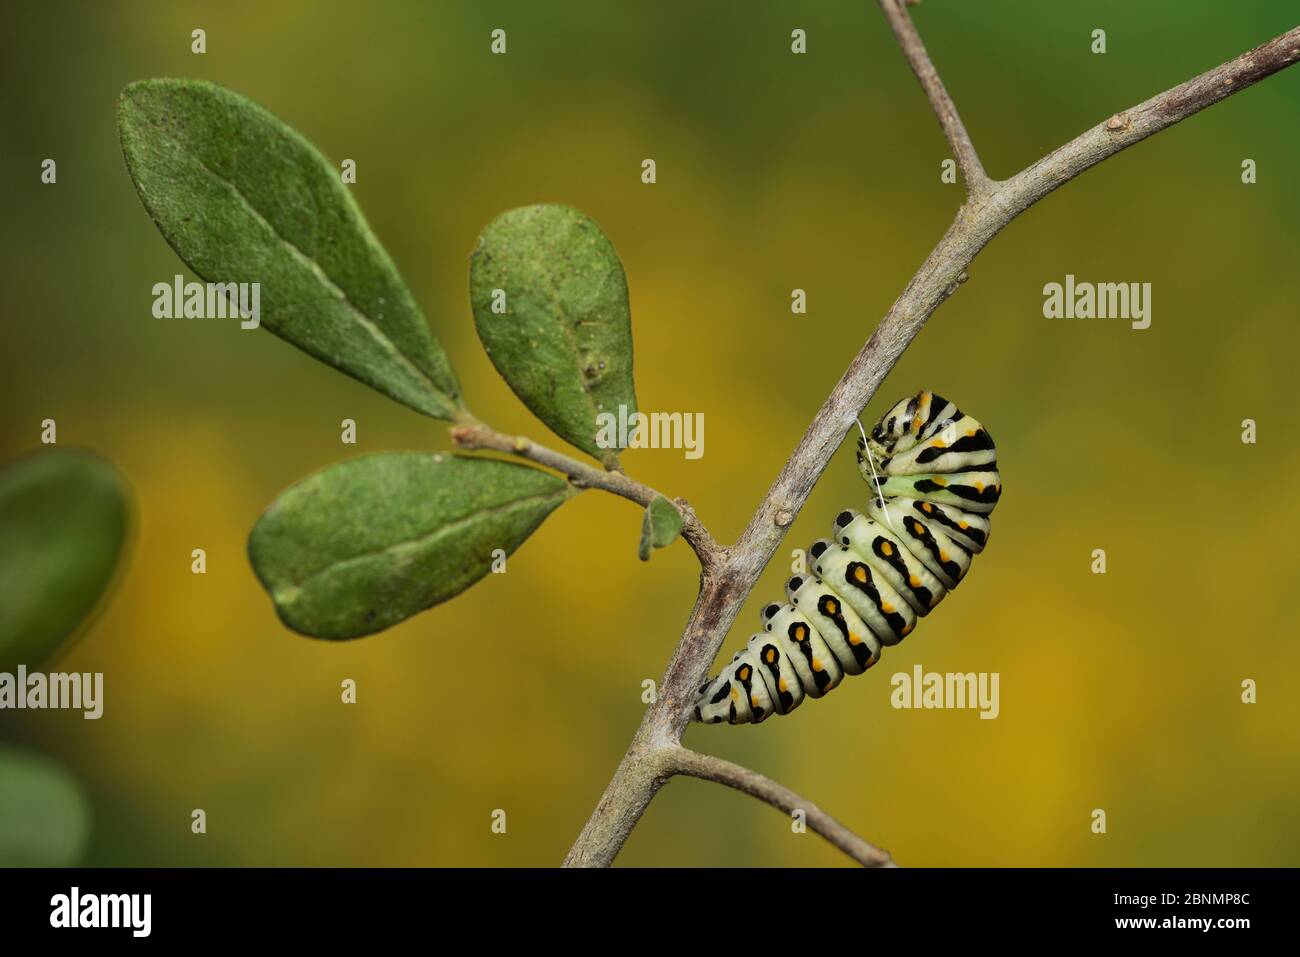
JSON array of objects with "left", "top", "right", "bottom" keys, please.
[{"left": 2, "top": 0, "right": 1298, "bottom": 866}]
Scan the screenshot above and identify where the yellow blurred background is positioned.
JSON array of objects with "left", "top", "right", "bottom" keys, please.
[{"left": 2, "top": 0, "right": 1298, "bottom": 866}]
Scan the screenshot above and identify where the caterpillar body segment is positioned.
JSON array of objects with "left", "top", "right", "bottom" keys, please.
[
  {"left": 833, "top": 508, "right": 946, "bottom": 615},
  {"left": 875, "top": 473, "right": 1002, "bottom": 515},
  {"left": 810, "top": 538, "right": 916, "bottom": 645},
  {"left": 761, "top": 603, "right": 845, "bottom": 698},
  {"left": 693, "top": 390, "right": 1001, "bottom": 726},
  {"left": 868, "top": 499, "right": 970, "bottom": 589},
  {"left": 785, "top": 574, "right": 881, "bottom": 675}
]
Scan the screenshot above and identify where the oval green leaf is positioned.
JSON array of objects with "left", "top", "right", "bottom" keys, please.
[
  {"left": 0, "top": 449, "right": 129, "bottom": 671},
  {"left": 637, "top": 495, "right": 683, "bottom": 561},
  {"left": 470, "top": 204, "right": 636, "bottom": 466},
  {"left": 249, "top": 452, "right": 576, "bottom": 639},
  {"left": 118, "top": 78, "right": 463, "bottom": 420},
  {"left": 0, "top": 746, "right": 91, "bottom": 867}
]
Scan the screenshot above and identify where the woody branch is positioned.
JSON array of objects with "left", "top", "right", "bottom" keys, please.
[{"left": 554, "top": 3, "right": 1300, "bottom": 867}]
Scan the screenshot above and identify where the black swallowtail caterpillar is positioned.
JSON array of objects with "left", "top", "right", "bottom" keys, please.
[{"left": 693, "top": 390, "right": 1001, "bottom": 725}]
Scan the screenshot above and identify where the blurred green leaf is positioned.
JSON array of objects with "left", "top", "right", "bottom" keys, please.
[
  {"left": 637, "top": 495, "right": 683, "bottom": 561},
  {"left": 249, "top": 452, "right": 576, "bottom": 639},
  {"left": 0, "top": 449, "right": 128, "bottom": 671},
  {"left": 470, "top": 204, "right": 636, "bottom": 466},
  {"left": 117, "top": 78, "right": 463, "bottom": 420},
  {"left": 0, "top": 745, "right": 91, "bottom": 867}
]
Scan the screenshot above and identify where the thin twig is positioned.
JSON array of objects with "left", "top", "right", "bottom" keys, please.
[
  {"left": 877, "top": 0, "right": 991, "bottom": 196},
  {"left": 450, "top": 422, "right": 721, "bottom": 571},
  {"left": 563, "top": 15, "right": 1300, "bottom": 868},
  {"left": 667, "top": 746, "right": 895, "bottom": 867},
  {"left": 1000, "top": 26, "right": 1300, "bottom": 218}
]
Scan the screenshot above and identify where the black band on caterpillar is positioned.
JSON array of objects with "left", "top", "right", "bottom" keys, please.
[{"left": 693, "top": 390, "right": 1001, "bottom": 725}]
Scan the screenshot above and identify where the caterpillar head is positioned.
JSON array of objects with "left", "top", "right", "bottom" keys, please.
[{"left": 857, "top": 390, "right": 951, "bottom": 482}]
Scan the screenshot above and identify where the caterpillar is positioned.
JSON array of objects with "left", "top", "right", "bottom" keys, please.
[{"left": 693, "top": 390, "right": 1001, "bottom": 725}]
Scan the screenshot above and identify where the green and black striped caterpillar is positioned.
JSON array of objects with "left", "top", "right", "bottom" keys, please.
[{"left": 694, "top": 390, "right": 1001, "bottom": 725}]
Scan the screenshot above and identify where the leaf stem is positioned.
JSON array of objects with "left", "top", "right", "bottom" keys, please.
[{"left": 449, "top": 422, "right": 721, "bottom": 572}]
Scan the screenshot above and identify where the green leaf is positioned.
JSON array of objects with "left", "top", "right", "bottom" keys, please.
[
  {"left": 470, "top": 204, "right": 636, "bottom": 466},
  {"left": 0, "top": 449, "right": 129, "bottom": 671},
  {"left": 249, "top": 452, "right": 576, "bottom": 639},
  {"left": 118, "top": 78, "right": 463, "bottom": 420},
  {"left": 638, "top": 495, "right": 683, "bottom": 561},
  {"left": 0, "top": 745, "right": 91, "bottom": 867}
]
